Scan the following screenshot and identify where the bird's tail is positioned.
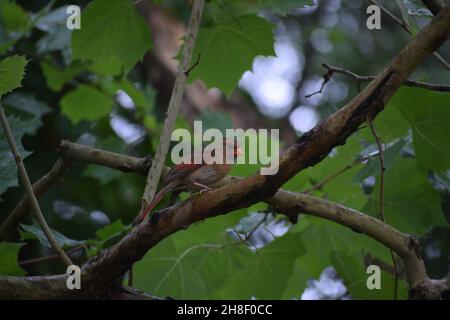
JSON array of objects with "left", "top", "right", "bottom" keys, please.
[{"left": 133, "top": 181, "right": 176, "bottom": 225}]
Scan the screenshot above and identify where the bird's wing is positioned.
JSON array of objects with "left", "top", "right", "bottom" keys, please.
[{"left": 165, "top": 162, "right": 204, "bottom": 182}]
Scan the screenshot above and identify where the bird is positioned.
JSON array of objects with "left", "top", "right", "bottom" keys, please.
[{"left": 133, "top": 138, "right": 242, "bottom": 225}]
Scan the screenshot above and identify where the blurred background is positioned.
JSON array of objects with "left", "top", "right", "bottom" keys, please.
[{"left": 0, "top": 0, "right": 449, "bottom": 299}]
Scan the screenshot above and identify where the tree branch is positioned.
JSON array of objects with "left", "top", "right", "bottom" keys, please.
[
  {"left": 303, "top": 154, "right": 374, "bottom": 193},
  {"left": 367, "top": 116, "right": 399, "bottom": 300},
  {"left": 77, "top": 4, "right": 450, "bottom": 296},
  {"left": 0, "top": 104, "right": 72, "bottom": 267},
  {"left": 322, "top": 63, "right": 450, "bottom": 92},
  {"left": 142, "top": 0, "right": 205, "bottom": 205},
  {"left": 1, "top": 4, "right": 450, "bottom": 299},
  {"left": 0, "top": 159, "right": 70, "bottom": 241},
  {"left": 0, "top": 141, "right": 155, "bottom": 239},
  {"left": 59, "top": 140, "right": 152, "bottom": 175},
  {"left": 265, "top": 191, "right": 447, "bottom": 298},
  {"left": 369, "top": 0, "right": 450, "bottom": 71},
  {"left": 1, "top": 184, "right": 447, "bottom": 298}
]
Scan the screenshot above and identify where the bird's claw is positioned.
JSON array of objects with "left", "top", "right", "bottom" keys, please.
[{"left": 199, "top": 188, "right": 211, "bottom": 194}]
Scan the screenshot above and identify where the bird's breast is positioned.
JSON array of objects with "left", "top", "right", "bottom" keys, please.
[{"left": 189, "top": 164, "right": 232, "bottom": 185}]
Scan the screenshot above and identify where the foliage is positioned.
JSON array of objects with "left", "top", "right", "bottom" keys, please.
[
  {"left": 71, "top": 0, "right": 152, "bottom": 75},
  {"left": 0, "top": 0, "right": 448, "bottom": 300},
  {"left": 0, "top": 55, "right": 27, "bottom": 96},
  {"left": 189, "top": 14, "right": 275, "bottom": 96}
]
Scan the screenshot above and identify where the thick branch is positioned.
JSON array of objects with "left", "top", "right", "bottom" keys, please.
[
  {"left": 79, "top": 4, "right": 450, "bottom": 293},
  {"left": 0, "top": 274, "right": 164, "bottom": 299},
  {"left": 266, "top": 191, "right": 427, "bottom": 290},
  {"left": 1, "top": 184, "right": 447, "bottom": 298},
  {"left": 0, "top": 274, "right": 71, "bottom": 299},
  {"left": 1, "top": 4, "right": 450, "bottom": 299}
]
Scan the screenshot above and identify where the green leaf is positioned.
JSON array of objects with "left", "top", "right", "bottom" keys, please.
[
  {"left": 0, "top": 0, "right": 28, "bottom": 33},
  {"left": 35, "top": 6, "right": 72, "bottom": 55},
  {"left": 364, "top": 157, "right": 447, "bottom": 235},
  {"left": 331, "top": 251, "right": 408, "bottom": 300},
  {"left": 284, "top": 216, "right": 402, "bottom": 299},
  {"left": 84, "top": 165, "right": 123, "bottom": 185},
  {"left": 200, "top": 110, "right": 233, "bottom": 133},
  {"left": 189, "top": 14, "right": 275, "bottom": 95},
  {"left": 95, "top": 220, "right": 129, "bottom": 241},
  {"left": 41, "top": 61, "right": 85, "bottom": 91},
  {"left": 207, "top": 0, "right": 314, "bottom": 18},
  {"left": 289, "top": 217, "right": 368, "bottom": 279},
  {"left": 71, "top": 0, "right": 152, "bottom": 75},
  {"left": 82, "top": 136, "right": 127, "bottom": 185},
  {"left": 0, "top": 115, "right": 39, "bottom": 195},
  {"left": 300, "top": 137, "right": 366, "bottom": 209},
  {"left": 174, "top": 212, "right": 247, "bottom": 251},
  {"left": 392, "top": 87, "right": 450, "bottom": 171},
  {"left": 20, "top": 223, "right": 82, "bottom": 249},
  {"left": 134, "top": 210, "right": 249, "bottom": 299},
  {"left": 37, "top": 25, "right": 71, "bottom": 55},
  {"left": 0, "top": 55, "right": 28, "bottom": 97},
  {"left": 35, "top": 5, "right": 67, "bottom": 32},
  {"left": 135, "top": 232, "right": 304, "bottom": 299},
  {"left": 0, "top": 94, "right": 50, "bottom": 195},
  {"left": 357, "top": 101, "right": 411, "bottom": 142},
  {"left": 257, "top": 0, "right": 314, "bottom": 16},
  {"left": 220, "top": 233, "right": 305, "bottom": 299},
  {"left": 0, "top": 242, "right": 25, "bottom": 276},
  {"left": 99, "top": 77, "right": 150, "bottom": 112},
  {"left": 84, "top": 221, "right": 131, "bottom": 256},
  {"left": 60, "top": 84, "right": 113, "bottom": 124},
  {"left": 353, "top": 139, "right": 406, "bottom": 183},
  {"left": 134, "top": 238, "right": 214, "bottom": 299},
  {"left": 2, "top": 92, "right": 51, "bottom": 119}
]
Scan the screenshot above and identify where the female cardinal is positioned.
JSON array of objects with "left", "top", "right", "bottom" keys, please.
[{"left": 134, "top": 138, "right": 242, "bottom": 224}]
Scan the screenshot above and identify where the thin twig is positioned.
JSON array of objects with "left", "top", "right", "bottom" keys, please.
[
  {"left": 19, "top": 245, "right": 84, "bottom": 266},
  {"left": 0, "top": 103, "right": 72, "bottom": 267},
  {"left": 141, "top": 0, "right": 206, "bottom": 207},
  {"left": 369, "top": 0, "right": 450, "bottom": 71},
  {"left": 367, "top": 116, "right": 399, "bottom": 300},
  {"left": 184, "top": 53, "right": 202, "bottom": 76},
  {"left": 0, "top": 159, "right": 70, "bottom": 241},
  {"left": 321, "top": 63, "right": 450, "bottom": 92},
  {"left": 367, "top": 118, "right": 386, "bottom": 222},
  {"left": 303, "top": 155, "right": 374, "bottom": 194},
  {"left": 304, "top": 162, "right": 359, "bottom": 193},
  {"left": 371, "top": 0, "right": 412, "bottom": 32},
  {"left": 304, "top": 69, "right": 333, "bottom": 98}
]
